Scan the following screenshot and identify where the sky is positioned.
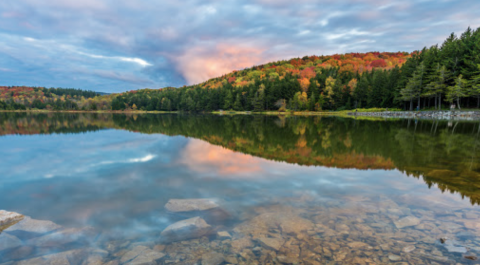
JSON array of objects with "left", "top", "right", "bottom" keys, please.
[{"left": 0, "top": 0, "right": 479, "bottom": 93}]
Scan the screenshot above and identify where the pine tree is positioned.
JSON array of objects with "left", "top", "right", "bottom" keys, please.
[
  {"left": 468, "top": 65, "right": 480, "bottom": 108},
  {"left": 423, "top": 64, "right": 448, "bottom": 110},
  {"left": 446, "top": 75, "right": 468, "bottom": 110},
  {"left": 224, "top": 90, "right": 233, "bottom": 110},
  {"left": 233, "top": 94, "right": 243, "bottom": 111}
]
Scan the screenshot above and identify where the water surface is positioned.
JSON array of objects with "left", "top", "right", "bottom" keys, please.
[{"left": 0, "top": 113, "right": 479, "bottom": 264}]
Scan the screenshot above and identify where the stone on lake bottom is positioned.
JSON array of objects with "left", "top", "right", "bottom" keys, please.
[
  {"left": 0, "top": 233, "right": 22, "bottom": 252},
  {"left": 14, "top": 248, "right": 108, "bottom": 265},
  {"left": 5, "top": 216, "right": 62, "bottom": 239},
  {"left": 394, "top": 216, "right": 420, "bottom": 229},
  {"left": 0, "top": 210, "right": 24, "bottom": 228},
  {"left": 120, "top": 245, "right": 165, "bottom": 264},
  {"left": 258, "top": 237, "right": 285, "bottom": 251},
  {"left": 26, "top": 227, "right": 96, "bottom": 247},
  {"left": 388, "top": 254, "right": 401, "bottom": 261},
  {"left": 165, "top": 198, "right": 231, "bottom": 222},
  {"left": 402, "top": 245, "right": 416, "bottom": 253},
  {"left": 160, "top": 217, "right": 212, "bottom": 242},
  {"left": 202, "top": 251, "right": 225, "bottom": 265},
  {"left": 216, "top": 231, "right": 231, "bottom": 239}
]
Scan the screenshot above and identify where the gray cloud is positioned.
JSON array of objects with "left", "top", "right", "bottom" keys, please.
[{"left": 0, "top": 0, "right": 479, "bottom": 92}]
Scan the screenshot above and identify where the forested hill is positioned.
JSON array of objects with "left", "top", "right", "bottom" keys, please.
[
  {"left": 1, "top": 26, "right": 479, "bottom": 112},
  {"left": 112, "top": 51, "right": 410, "bottom": 112},
  {"left": 0, "top": 86, "right": 101, "bottom": 110}
]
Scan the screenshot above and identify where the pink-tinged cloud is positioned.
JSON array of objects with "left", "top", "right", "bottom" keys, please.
[
  {"left": 180, "top": 139, "right": 263, "bottom": 177},
  {"left": 173, "top": 42, "right": 271, "bottom": 85}
]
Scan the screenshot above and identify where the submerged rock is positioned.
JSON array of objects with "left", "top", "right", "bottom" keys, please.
[
  {"left": 0, "top": 210, "right": 24, "bottom": 228},
  {"left": 394, "top": 216, "right": 420, "bottom": 229},
  {"left": 258, "top": 237, "right": 285, "bottom": 251},
  {"left": 4, "top": 216, "right": 62, "bottom": 239},
  {"left": 0, "top": 233, "right": 22, "bottom": 252},
  {"left": 216, "top": 231, "right": 231, "bottom": 239},
  {"left": 201, "top": 251, "right": 225, "bottom": 265},
  {"left": 436, "top": 238, "right": 468, "bottom": 253},
  {"left": 165, "top": 198, "right": 231, "bottom": 222},
  {"left": 14, "top": 248, "right": 107, "bottom": 265},
  {"left": 160, "top": 217, "right": 212, "bottom": 242},
  {"left": 26, "top": 227, "right": 96, "bottom": 247},
  {"left": 120, "top": 245, "right": 165, "bottom": 265},
  {"left": 234, "top": 212, "right": 313, "bottom": 237}
]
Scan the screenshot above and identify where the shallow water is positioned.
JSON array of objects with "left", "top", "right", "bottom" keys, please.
[{"left": 0, "top": 113, "right": 479, "bottom": 264}]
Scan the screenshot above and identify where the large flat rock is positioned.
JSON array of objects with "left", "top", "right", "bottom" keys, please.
[
  {"left": 394, "top": 216, "right": 420, "bottom": 229},
  {"left": 26, "top": 227, "right": 96, "bottom": 247},
  {"left": 5, "top": 216, "right": 62, "bottom": 239},
  {"left": 160, "top": 216, "right": 212, "bottom": 242},
  {"left": 165, "top": 198, "right": 231, "bottom": 223},
  {"left": 0, "top": 210, "right": 24, "bottom": 229},
  {"left": 120, "top": 245, "right": 165, "bottom": 264}
]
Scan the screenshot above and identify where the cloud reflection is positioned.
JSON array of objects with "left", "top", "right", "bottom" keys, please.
[{"left": 180, "top": 139, "right": 263, "bottom": 176}]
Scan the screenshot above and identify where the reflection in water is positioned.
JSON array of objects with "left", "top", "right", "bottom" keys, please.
[{"left": 0, "top": 113, "right": 479, "bottom": 264}]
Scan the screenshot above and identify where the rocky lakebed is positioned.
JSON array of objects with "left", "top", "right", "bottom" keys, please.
[{"left": 1, "top": 194, "right": 480, "bottom": 265}]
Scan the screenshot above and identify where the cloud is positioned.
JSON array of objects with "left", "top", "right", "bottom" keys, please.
[
  {"left": 174, "top": 42, "right": 270, "bottom": 84},
  {"left": 0, "top": 0, "right": 479, "bottom": 92}
]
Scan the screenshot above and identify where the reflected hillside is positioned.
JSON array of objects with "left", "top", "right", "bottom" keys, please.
[
  {"left": 0, "top": 112, "right": 114, "bottom": 135},
  {"left": 1, "top": 112, "right": 480, "bottom": 204}
]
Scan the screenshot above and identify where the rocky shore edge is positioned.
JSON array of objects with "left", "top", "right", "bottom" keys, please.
[{"left": 347, "top": 110, "right": 480, "bottom": 120}]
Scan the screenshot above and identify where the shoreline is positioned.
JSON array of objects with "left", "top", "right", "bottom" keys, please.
[
  {"left": 2, "top": 109, "right": 480, "bottom": 120},
  {"left": 347, "top": 110, "right": 480, "bottom": 121}
]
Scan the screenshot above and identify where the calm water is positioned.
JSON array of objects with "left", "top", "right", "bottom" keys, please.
[{"left": 0, "top": 113, "right": 479, "bottom": 264}]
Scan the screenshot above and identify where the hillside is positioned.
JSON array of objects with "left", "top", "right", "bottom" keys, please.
[
  {"left": 0, "top": 86, "right": 101, "bottom": 110},
  {"left": 1, "top": 26, "right": 479, "bottom": 112},
  {"left": 111, "top": 51, "right": 410, "bottom": 112}
]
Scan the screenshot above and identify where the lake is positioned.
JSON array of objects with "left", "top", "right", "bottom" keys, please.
[{"left": 0, "top": 113, "right": 479, "bottom": 264}]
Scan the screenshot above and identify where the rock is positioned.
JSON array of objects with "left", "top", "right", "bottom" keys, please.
[
  {"left": 258, "top": 237, "right": 285, "bottom": 251},
  {"left": 437, "top": 238, "right": 468, "bottom": 253},
  {"left": 0, "top": 210, "right": 24, "bottom": 228},
  {"left": 160, "top": 217, "right": 212, "bottom": 242},
  {"left": 234, "top": 212, "right": 313, "bottom": 237},
  {"left": 26, "top": 227, "right": 96, "bottom": 247},
  {"left": 2, "top": 246, "right": 34, "bottom": 260},
  {"left": 5, "top": 216, "right": 62, "bottom": 239},
  {"left": 165, "top": 198, "right": 230, "bottom": 222},
  {"left": 120, "top": 245, "right": 165, "bottom": 264},
  {"left": 120, "top": 246, "right": 149, "bottom": 263},
  {"left": 0, "top": 233, "right": 22, "bottom": 252},
  {"left": 103, "top": 260, "right": 120, "bottom": 265},
  {"left": 230, "top": 237, "right": 253, "bottom": 252},
  {"left": 347, "top": 242, "right": 369, "bottom": 249},
  {"left": 394, "top": 216, "right": 420, "bottom": 229},
  {"left": 388, "top": 254, "right": 401, "bottom": 261},
  {"left": 402, "top": 245, "right": 415, "bottom": 253},
  {"left": 225, "top": 255, "right": 238, "bottom": 264},
  {"left": 465, "top": 255, "right": 478, "bottom": 260},
  {"left": 216, "top": 231, "right": 231, "bottom": 239},
  {"left": 202, "top": 251, "right": 225, "bottom": 265},
  {"left": 130, "top": 250, "right": 165, "bottom": 265},
  {"left": 277, "top": 255, "right": 299, "bottom": 264},
  {"left": 14, "top": 248, "right": 106, "bottom": 265}
]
